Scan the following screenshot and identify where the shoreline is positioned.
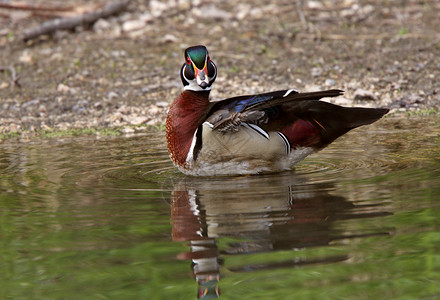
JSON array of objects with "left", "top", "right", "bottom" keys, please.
[{"left": 1, "top": 108, "right": 438, "bottom": 143}]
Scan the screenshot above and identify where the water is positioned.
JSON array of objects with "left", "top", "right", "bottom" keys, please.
[{"left": 1, "top": 117, "right": 439, "bottom": 300}]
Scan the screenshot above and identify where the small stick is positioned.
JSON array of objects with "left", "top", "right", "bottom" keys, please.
[
  {"left": 22, "top": 0, "right": 131, "bottom": 42},
  {"left": 0, "top": 65, "right": 21, "bottom": 88},
  {"left": 295, "top": 0, "right": 321, "bottom": 41},
  {"left": 0, "top": 2, "right": 73, "bottom": 12},
  {"left": 295, "top": 0, "right": 308, "bottom": 30}
]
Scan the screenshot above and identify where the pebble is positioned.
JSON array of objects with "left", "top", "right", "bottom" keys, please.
[
  {"left": 307, "top": 1, "right": 324, "bottom": 9},
  {"left": 107, "top": 91, "right": 119, "bottom": 100},
  {"left": 402, "top": 94, "right": 424, "bottom": 106},
  {"left": 93, "top": 19, "right": 112, "bottom": 32},
  {"left": 156, "top": 101, "right": 170, "bottom": 107},
  {"left": 192, "top": 5, "right": 231, "bottom": 20},
  {"left": 139, "top": 12, "right": 154, "bottom": 23},
  {"left": 324, "top": 79, "right": 336, "bottom": 86},
  {"left": 18, "top": 50, "right": 33, "bottom": 64},
  {"left": 57, "top": 83, "right": 71, "bottom": 93},
  {"left": 128, "top": 116, "right": 149, "bottom": 125},
  {"left": 21, "top": 99, "right": 40, "bottom": 109},
  {"left": 236, "top": 4, "right": 251, "bottom": 20},
  {"left": 354, "top": 89, "right": 378, "bottom": 101},
  {"left": 72, "top": 99, "right": 89, "bottom": 114},
  {"left": 162, "top": 34, "right": 179, "bottom": 43},
  {"left": 122, "top": 19, "right": 145, "bottom": 32},
  {"left": 311, "top": 67, "right": 323, "bottom": 77},
  {"left": 94, "top": 102, "right": 103, "bottom": 110},
  {"left": 150, "top": 0, "right": 169, "bottom": 17},
  {"left": 122, "top": 126, "right": 135, "bottom": 134}
]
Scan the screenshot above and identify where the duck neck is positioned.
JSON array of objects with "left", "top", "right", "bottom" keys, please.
[{"left": 166, "top": 90, "right": 211, "bottom": 166}]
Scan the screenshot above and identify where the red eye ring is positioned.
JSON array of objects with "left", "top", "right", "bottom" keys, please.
[
  {"left": 207, "top": 54, "right": 210, "bottom": 62},
  {"left": 186, "top": 57, "right": 191, "bottom": 65}
]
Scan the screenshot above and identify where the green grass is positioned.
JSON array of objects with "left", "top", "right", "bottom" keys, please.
[{"left": 0, "top": 124, "right": 168, "bottom": 142}]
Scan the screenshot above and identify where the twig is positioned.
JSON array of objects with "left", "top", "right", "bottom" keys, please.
[
  {"left": 0, "top": 12, "right": 10, "bottom": 19},
  {"left": 295, "top": 0, "right": 321, "bottom": 41},
  {"left": 22, "top": 0, "right": 132, "bottom": 42},
  {"left": 0, "top": 65, "right": 21, "bottom": 88},
  {"left": 0, "top": 2, "right": 73, "bottom": 12},
  {"left": 295, "top": 0, "right": 308, "bottom": 30},
  {"left": 417, "top": 36, "right": 440, "bottom": 51}
]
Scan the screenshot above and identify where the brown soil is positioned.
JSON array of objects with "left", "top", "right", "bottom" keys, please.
[{"left": 1, "top": 0, "right": 439, "bottom": 136}]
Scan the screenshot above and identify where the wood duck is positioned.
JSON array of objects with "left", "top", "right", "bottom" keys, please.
[{"left": 166, "top": 45, "right": 389, "bottom": 176}]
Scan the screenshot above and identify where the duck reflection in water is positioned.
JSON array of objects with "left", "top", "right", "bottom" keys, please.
[{"left": 170, "top": 173, "right": 390, "bottom": 299}]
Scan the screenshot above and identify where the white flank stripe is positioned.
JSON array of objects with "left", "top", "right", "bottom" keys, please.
[
  {"left": 283, "top": 89, "right": 297, "bottom": 97},
  {"left": 276, "top": 131, "right": 291, "bottom": 154},
  {"left": 245, "top": 123, "right": 269, "bottom": 139},
  {"left": 186, "top": 128, "right": 199, "bottom": 164}
]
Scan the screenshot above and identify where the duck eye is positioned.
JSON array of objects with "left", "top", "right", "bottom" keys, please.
[
  {"left": 186, "top": 57, "right": 191, "bottom": 65},
  {"left": 207, "top": 55, "right": 210, "bottom": 62}
]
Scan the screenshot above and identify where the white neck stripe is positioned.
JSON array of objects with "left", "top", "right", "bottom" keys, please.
[{"left": 183, "top": 84, "right": 212, "bottom": 91}]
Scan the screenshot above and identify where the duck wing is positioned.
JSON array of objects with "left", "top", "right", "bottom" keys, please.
[
  {"left": 204, "top": 89, "right": 388, "bottom": 149},
  {"left": 205, "top": 89, "right": 343, "bottom": 131}
]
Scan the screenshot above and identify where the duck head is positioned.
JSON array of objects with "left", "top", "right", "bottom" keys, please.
[{"left": 181, "top": 45, "right": 217, "bottom": 91}]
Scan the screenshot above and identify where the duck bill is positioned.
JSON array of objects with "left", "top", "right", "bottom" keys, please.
[{"left": 194, "top": 64, "right": 209, "bottom": 89}]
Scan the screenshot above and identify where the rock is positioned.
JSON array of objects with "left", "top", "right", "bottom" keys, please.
[
  {"left": 307, "top": 1, "right": 324, "bottom": 9},
  {"left": 348, "top": 80, "right": 361, "bottom": 89},
  {"left": 324, "top": 79, "right": 336, "bottom": 86},
  {"left": 21, "top": 99, "right": 40, "bottom": 110},
  {"left": 107, "top": 91, "right": 119, "bottom": 100},
  {"left": 72, "top": 99, "right": 89, "bottom": 114},
  {"left": 400, "top": 94, "right": 425, "bottom": 107},
  {"left": 249, "top": 7, "right": 263, "bottom": 18},
  {"left": 328, "top": 97, "right": 353, "bottom": 106},
  {"left": 10, "top": 10, "right": 32, "bottom": 23},
  {"left": 391, "top": 82, "right": 401, "bottom": 90},
  {"left": 311, "top": 67, "right": 323, "bottom": 77},
  {"left": 117, "top": 104, "right": 130, "bottom": 114},
  {"left": 110, "top": 50, "right": 127, "bottom": 57},
  {"left": 107, "top": 112, "right": 123, "bottom": 124},
  {"left": 139, "top": 12, "right": 154, "bottom": 23},
  {"left": 57, "top": 83, "right": 71, "bottom": 93},
  {"left": 68, "top": 87, "right": 77, "bottom": 95},
  {"left": 150, "top": 0, "right": 169, "bottom": 17},
  {"left": 128, "top": 116, "right": 149, "bottom": 125},
  {"left": 93, "top": 19, "right": 112, "bottom": 32},
  {"left": 39, "top": 48, "right": 53, "bottom": 56},
  {"left": 146, "top": 118, "right": 160, "bottom": 126},
  {"left": 236, "top": 4, "right": 251, "bottom": 20},
  {"left": 122, "top": 126, "right": 135, "bottom": 134},
  {"left": 149, "top": 105, "right": 160, "bottom": 115},
  {"left": 122, "top": 19, "right": 145, "bottom": 32},
  {"left": 38, "top": 104, "right": 47, "bottom": 113},
  {"left": 354, "top": 89, "right": 378, "bottom": 101},
  {"left": 192, "top": 5, "right": 231, "bottom": 20},
  {"left": 156, "top": 101, "right": 169, "bottom": 107},
  {"left": 162, "top": 34, "right": 179, "bottom": 43},
  {"left": 19, "top": 50, "right": 33, "bottom": 64}
]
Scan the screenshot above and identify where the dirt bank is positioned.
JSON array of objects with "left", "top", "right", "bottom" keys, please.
[{"left": 1, "top": 0, "right": 439, "bottom": 138}]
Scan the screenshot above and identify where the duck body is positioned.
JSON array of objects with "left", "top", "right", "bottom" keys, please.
[{"left": 166, "top": 45, "right": 389, "bottom": 176}]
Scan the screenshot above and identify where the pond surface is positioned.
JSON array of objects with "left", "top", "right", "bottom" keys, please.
[{"left": 1, "top": 117, "right": 439, "bottom": 300}]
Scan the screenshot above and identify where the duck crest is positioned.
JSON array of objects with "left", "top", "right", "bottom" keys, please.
[{"left": 166, "top": 90, "right": 210, "bottom": 168}]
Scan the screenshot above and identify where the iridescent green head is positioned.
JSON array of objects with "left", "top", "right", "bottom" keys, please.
[{"left": 181, "top": 45, "right": 217, "bottom": 91}]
